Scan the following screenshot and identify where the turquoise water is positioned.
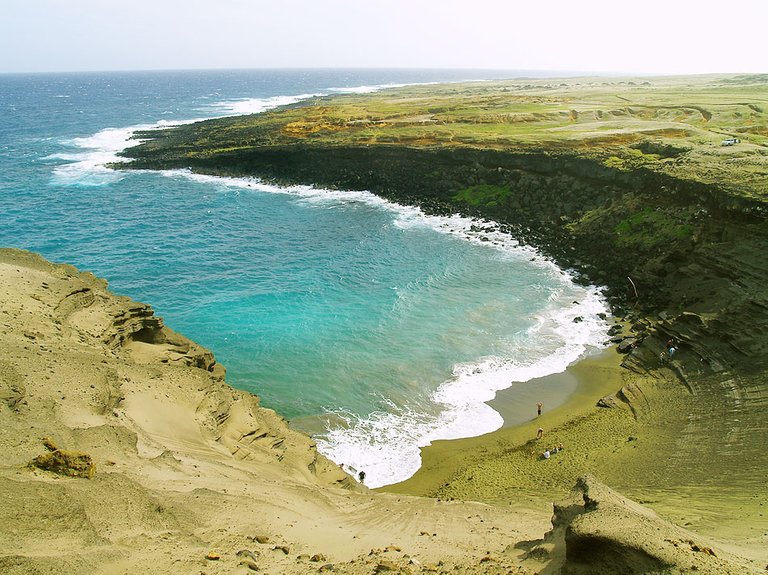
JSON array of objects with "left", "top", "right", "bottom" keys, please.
[{"left": 0, "top": 70, "right": 609, "bottom": 486}]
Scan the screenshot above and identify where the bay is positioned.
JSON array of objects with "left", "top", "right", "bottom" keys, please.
[{"left": 0, "top": 69, "right": 609, "bottom": 486}]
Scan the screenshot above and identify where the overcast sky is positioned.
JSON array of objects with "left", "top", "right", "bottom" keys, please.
[{"left": 2, "top": 0, "right": 766, "bottom": 75}]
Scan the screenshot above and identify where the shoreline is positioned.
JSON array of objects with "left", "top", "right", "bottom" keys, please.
[
  {"left": 382, "top": 347, "right": 626, "bottom": 502},
  {"left": 383, "top": 345, "right": 768, "bottom": 559},
  {"left": 3, "top": 248, "right": 764, "bottom": 573},
  {"left": 490, "top": 345, "right": 624, "bottom": 431},
  {"left": 486, "top": 360, "right": 582, "bottom": 429}
]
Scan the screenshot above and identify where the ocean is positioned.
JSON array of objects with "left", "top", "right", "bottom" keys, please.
[{"left": 0, "top": 69, "right": 609, "bottom": 487}]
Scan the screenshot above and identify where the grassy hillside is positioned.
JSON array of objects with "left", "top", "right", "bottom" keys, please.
[{"left": 125, "top": 74, "right": 768, "bottom": 201}]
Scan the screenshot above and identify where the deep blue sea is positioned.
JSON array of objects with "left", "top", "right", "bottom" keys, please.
[{"left": 0, "top": 69, "right": 609, "bottom": 486}]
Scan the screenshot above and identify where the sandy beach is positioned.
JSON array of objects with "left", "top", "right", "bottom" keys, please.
[
  {"left": 385, "top": 350, "right": 633, "bottom": 504},
  {"left": 0, "top": 248, "right": 547, "bottom": 574}
]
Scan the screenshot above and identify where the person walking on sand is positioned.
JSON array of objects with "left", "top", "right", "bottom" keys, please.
[
  {"left": 358, "top": 470, "right": 366, "bottom": 483},
  {"left": 537, "top": 402, "right": 542, "bottom": 416},
  {"left": 536, "top": 427, "right": 543, "bottom": 439}
]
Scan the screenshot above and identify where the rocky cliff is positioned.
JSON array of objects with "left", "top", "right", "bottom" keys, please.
[{"left": 123, "top": 141, "right": 768, "bottom": 377}]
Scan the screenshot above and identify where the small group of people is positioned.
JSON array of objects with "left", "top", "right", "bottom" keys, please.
[{"left": 541, "top": 443, "right": 564, "bottom": 460}]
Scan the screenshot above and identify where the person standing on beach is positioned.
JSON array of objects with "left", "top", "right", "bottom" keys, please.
[{"left": 537, "top": 402, "right": 542, "bottom": 416}]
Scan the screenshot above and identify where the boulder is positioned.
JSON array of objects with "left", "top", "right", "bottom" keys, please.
[
  {"left": 617, "top": 337, "right": 638, "bottom": 353},
  {"left": 534, "top": 476, "right": 741, "bottom": 575},
  {"left": 32, "top": 449, "right": 95, "bottom": 479},
  {"left": 607, "top": 324, "right": 623, "bottom": 336},
  {"left": 596, "top": 394, "right": 621, "bottom": 409}
]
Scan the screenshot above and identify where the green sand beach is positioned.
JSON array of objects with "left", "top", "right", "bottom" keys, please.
[
  {"left": 120, "top": 75, "right": 768, "bottom": 566},
  {"left": 387, "top": 348, "right": 767, "bottom": 551}
]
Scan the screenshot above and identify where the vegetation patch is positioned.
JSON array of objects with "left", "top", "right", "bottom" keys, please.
[
  {"left": 614, "top": 207, "right": 695, "bottom": 252},
  {"left": 121, "top": 74, "right": 768, "bottom": 202},
  {"left": 631, "top": 141, "right": 690, "bottom": 158},
  {"left": 453, "top": 184, "right": 512, "bottom": 208}
]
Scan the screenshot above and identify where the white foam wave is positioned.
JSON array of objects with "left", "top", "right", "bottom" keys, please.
[
  {"left": 165, "top": 169, "right": 612, "bottom": 489},
  {"left": 49, "top": 119, "right": 200, "bottom": 187},
  {"left": 113, "top": 172, "right": 612, "bottom": 486},
  {"left": 207, "top": 80, "right": 450, "bottom": 116},
  {"left": 48, "top": 78, "right": 474, "bottom": 188},
  {"left": 326, "top": 80, "right": 478, "bottom": 95},
  {"left": 316, "top": 284, "right": 608, "bottom": 488},
  {"left": 207, "top": 93, "right": 323, "bottom": 116},
  {"left": 50, "top": 85, "right": 347, "bottom": 187},
  {"left": 166, "top": 170, "right": 397, "bottom": 211},
  {"left": 328, "top": 83, "right": 415, "bottom": 94}
]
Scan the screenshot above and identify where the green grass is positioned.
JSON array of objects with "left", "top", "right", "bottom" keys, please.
[
  {"left": 123, "top": 74, "right": 768, "bottom": 202},
  {"left": 453, "top": 185, "right": 512, "bottom": 208},
  {"left": 614, "top": 208, "right": 695, "bottom": 251}
]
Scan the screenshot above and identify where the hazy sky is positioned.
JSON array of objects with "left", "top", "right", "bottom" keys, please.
[{"left": 2, "top": 0, "right": 766, "bottom": 75}]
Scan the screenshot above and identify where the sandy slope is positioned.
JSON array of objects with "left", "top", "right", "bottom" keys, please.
[
  {"left": 0, "top": 249, "right": 547, "bottom": 574},
  {"left": 0, "top": 248, "right": 761, "bottom": 574}
]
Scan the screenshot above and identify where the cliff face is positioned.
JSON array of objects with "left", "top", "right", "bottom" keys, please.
[
  {"left": 2, "top": 252, "right": 763, "bottom": 573},
  {"left": 0, "top": 248, "right": 351, "bottom": 488},
  {"left": 0, "top": 248, "right": 368, "bottom": 573},
  {"left": 124, "top": 142, "right": 768, "bottom": 376}
]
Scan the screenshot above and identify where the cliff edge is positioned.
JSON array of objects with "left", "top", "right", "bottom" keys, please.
[{"left": 0, "top": 248, "right": 540, "bottom": 574}]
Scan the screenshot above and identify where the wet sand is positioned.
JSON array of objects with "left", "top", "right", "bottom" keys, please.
[
  {"left": 488, "top": 365, "right": 581, "bottom": 428},
  {"left": 383, "top": 349, "right": 629, "bottom": 502}
]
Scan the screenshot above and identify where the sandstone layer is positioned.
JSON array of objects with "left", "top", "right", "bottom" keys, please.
[{"left": 0, "top": 248, "right": 540, "bottom": 574}]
